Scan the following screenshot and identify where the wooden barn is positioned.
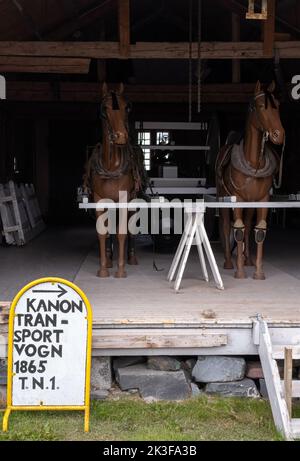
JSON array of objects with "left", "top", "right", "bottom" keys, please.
[{"left": 0, "top": 0, "right": 300, "bottom": 439}]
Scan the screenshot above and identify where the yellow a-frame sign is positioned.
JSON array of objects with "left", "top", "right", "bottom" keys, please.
[{"left": 2, "top": 277, "right": 92, "bottom": 432}]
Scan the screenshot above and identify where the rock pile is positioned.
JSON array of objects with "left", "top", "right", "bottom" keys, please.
[{"left": 0, "top": 355, "right": 299, "bottom": 404}]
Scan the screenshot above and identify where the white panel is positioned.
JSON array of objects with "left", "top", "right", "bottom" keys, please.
[
  {"left": 12, "top": 282, "right": 88, "bottom": 406},
  {"left": 135, "top": 122, "right": 208, "bottom": 131},
  {"left": 0, "top": 75, "right": 6, "bottom": 100}
]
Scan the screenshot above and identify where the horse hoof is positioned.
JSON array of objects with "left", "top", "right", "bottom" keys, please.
[
  {"left": 235, "top": 271, "right": 247, "bottom": 279},
  {"left": 128, "top": 256, "right": 138, "bottom": 266},
  {"left": 114, "top": 271, "right": 127, "bottom": 279},
  {"left": 253, "top": 272, "right": 266, "bottom": 281},
  {"left": 106, "top": 260, "right": 113, "bottom": 269},
  {"left": 224, "top": 261, "right": 234, "bottom": 270},
  {"left": 97, "top": 269, "right": 110, "bottom": 278}
]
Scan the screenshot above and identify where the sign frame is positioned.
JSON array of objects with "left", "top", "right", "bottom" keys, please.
[{"left": 2, "top": 277, "right": 93, "bottom": 433}]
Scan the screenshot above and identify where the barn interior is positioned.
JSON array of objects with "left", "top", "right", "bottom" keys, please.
[{"left": 0, "top": 0, "right": 300, "bottom": 326}]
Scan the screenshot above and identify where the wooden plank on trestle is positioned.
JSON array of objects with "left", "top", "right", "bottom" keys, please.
[
  {"left": 92, "top": 331, "right": 228, "bottom": 349},
  {"left": 0, "top": 57, "right": 91, "bottom": 74}
]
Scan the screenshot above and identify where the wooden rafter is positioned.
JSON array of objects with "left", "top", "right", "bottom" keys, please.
[
  {"left": 10, "top": 0, "right": 42, "bottom": 40},
  {"left": 45, "top": 0, "right": 116, "bottom": 40},
  {"left": 118, "top": 0, "right": 130, "bottom": 58},
  {"left": 1, "top": 41, "right": 300, "bottom": 60},
  {"left": 263, "top": 0, "right": 276, "bottom": 57}
]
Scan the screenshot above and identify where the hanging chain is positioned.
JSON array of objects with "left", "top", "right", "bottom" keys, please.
[
  {"left": 188, "top": 0, "right": 193, "bottom": 122},
  {"left": 197, "top": 0, "right": 202, "bottom": 113}
]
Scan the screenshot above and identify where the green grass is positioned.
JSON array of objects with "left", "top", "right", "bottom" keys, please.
[{"left": 1, "top": 395, "right": 299, "bottom": 441}]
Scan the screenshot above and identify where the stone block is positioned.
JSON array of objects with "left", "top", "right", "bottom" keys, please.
[
  {"left": 147, "top": 356, "right": 181, "bottom": 372},
  {"left": 113, "top": 356, "right": 145, "bottom": 374},
  {"left": 0, "top": 385, "right": 6, "bottom": 406},
  {"left": 0, "top": 361, "right": 7, "bottom": 386},
  {"left": 205, "top": 378, "right": 260, "bottom": 398},
  {"left": 192, "top": 356, "right": 246, "bottom": 383},
  {"left": 185, "top": 358, "right": 197, "bottom": 372},
  {"left": 259, "top": 379, "right": 269, "bottom": 399},
  {"left": 116, "top": 364, "right": 191, "bottom": 401},
  {"left": 91, "top": 357, "right": 112, "bottom": 393},
  {"left": 191, "top": 383, "right": 203, "bottom": 397}
]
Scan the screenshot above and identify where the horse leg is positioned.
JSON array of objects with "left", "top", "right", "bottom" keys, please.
[
  {"left": 128, "top": 232, "right": 138, "bottom": 265},
  {"left": 233, "top": 208, "right": 246, "bottom": 279},
  {"left": 97, "top": 233, "right": 110, "bottom": 278},
  {"left": 244, "top": 208, "right": 255, "bottom": 267},
  {"left": 115, "top": 208, "right": 128, "bottom": 278},
  {"left": 96, "top": 209, "right": 110, "bottom": 278},
  {"left": 105, "top": 234, "right": 113, "bottom": 268},
  {"left": 115, "top": 231, "right": 127, "bottom": 278},
  {"left": 253, "top": 205, "right": 268, "bottom": 280},
  {"left": 220, "top": 208, "right": 234, "bottom": 269}
]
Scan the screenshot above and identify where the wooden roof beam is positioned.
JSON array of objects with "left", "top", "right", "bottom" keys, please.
[
  {"left": 263, "top": 0, "right": 276, "bottom": 57},
  {"left": 0, "top": 57, "right": 91, "bottom": 74},
  {"left": 45, "top": 0, "right": 116, "bottom": 40},
  {"left": 1, "top": 41, "right": 300, "bottom": 59},
  {"left": 118, "top": 0, "right": 130, "bottom": 58},
  {"left": 5, "top": 82, "right": 259, "bottom": 103}
]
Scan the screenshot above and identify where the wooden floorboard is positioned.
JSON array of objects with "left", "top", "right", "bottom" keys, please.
[{"left": 74, "top": 241, "right": 300, "bottom": 328}]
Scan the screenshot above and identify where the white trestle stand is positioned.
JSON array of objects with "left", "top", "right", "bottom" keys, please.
[{"left": 168, "top": 204, "right": 224, "bottom": 292}]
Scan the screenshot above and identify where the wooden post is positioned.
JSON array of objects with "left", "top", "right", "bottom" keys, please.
[
  {"left": 232, "top": 13, "right": 240, "bottom": 83},
  {"left": 263, "top": 0, "right": 275, "bottom": 57},
  {"left": 284, "top": 347, "right": 293, "bottom": 419},
  {"left": 97, "top": 20, "right": 107, "bottom": 82},
  {"left": 118, "top": 0, "right": 130, "bottom": 58}
]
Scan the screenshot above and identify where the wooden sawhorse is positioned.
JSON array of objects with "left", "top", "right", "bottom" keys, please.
[{"left": 167, "top": 205, "right": 224, "bottom": 292}]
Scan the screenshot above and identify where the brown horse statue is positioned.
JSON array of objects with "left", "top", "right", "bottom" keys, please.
[
  {"left": 216, "top": 81, "right": 285, "bottom": 280},
  {"left": 84, "top": 83, "right": 145, "bottom": 278}
]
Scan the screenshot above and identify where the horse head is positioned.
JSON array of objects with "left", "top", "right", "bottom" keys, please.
[
  {"left": 251, "top": 80, "right": 285, "bottom": 146},
  {"left": 101, "top": 82, "right": 131, "bottom": 145}
]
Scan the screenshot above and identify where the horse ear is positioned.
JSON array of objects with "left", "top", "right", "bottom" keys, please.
[
  {"left": 119, "top": 83, "right": 124, "bottom": 95},
  {"left": 102, "top": 82, "right": 108, "bottom": 97},
  {"left": 255, "top": 80, "right": 261, "bottom": 94},
  {"left": 268, "top": 80, "right": 276, "bottom": 93}
]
